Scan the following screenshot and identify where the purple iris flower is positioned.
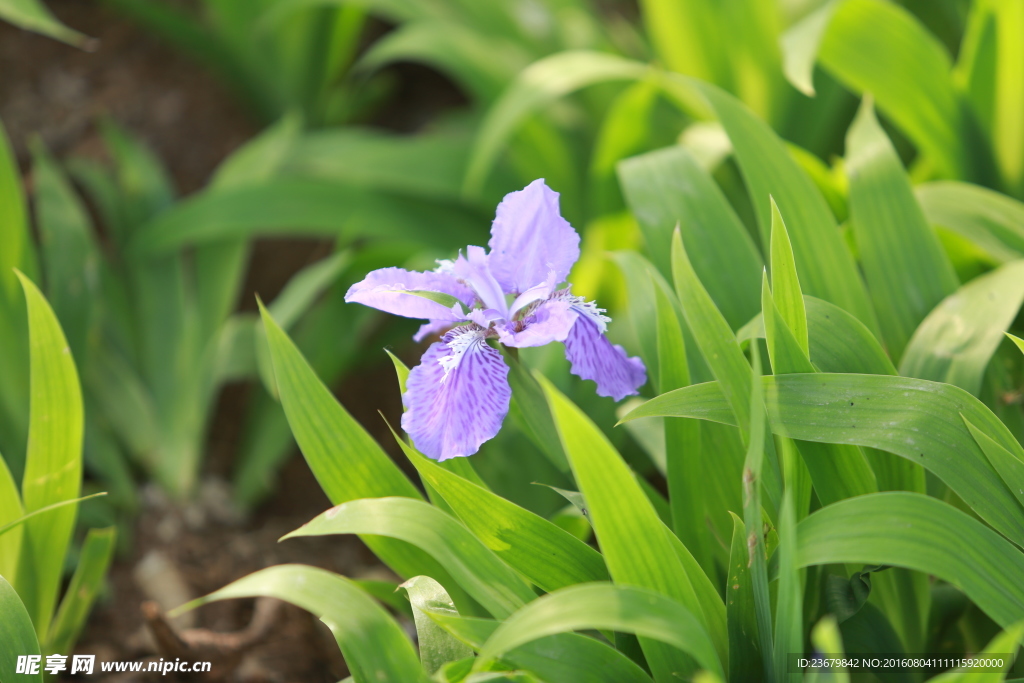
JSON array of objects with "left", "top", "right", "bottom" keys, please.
[{"left": 345, "top": 179, "right": 646, "bottom": 461}]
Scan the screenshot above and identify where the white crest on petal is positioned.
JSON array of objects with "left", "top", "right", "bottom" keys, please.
[
  {"left": 551, "top": 287, "right": 611, "bottom": 334},
  {"left": 439, "top": 325, "right": 490, "bottom": 383}
]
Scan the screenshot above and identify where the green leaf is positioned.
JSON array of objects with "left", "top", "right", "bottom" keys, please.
[
  {"left": 726, "top": 512, "right": 763, "bottom": 683},
  {"left": 761, "top": 281, "right": 878, "bottom": 506},
  {"left": 797, "top": 493, "right": 1024, "bottom": 628},
  {"left": 0, "top": 455, "right": 23, "bottom": 586},
  {"left": 779, "top": 0, "right": 840, "bottom": 96},
  {"left": 655, "top": 279, "right": 711, "bottom": 574},
  {"left": 282, "top": 497, "right": 534, "bottom": 619},
  {"left": 0, "top": 575, "right": 41, "bottom": 683},
  {"left": 923, "top": 621, "right": 1024, "bottom": 683},
  {"left": 31, "top": 140, "right": 102, "bottom": 361},
  {"left": 739, "top": 296, "right": 897, "bottom": 376},
  {"left": 917, "top": 181, "right": 1024, "bottom": 263},
  {"left": 14, "top": 271, "right": 84, "bottom": 641},
  {"left": 0, "top": 492, "right": 106, "bottom": 539},
  {"left": 773, "top": 492, "right": 801, "bottom": 683},
  {"left": 963, "top": 415, "right": 1024, "bottom": 511},
  {"left": 476, "top": 583, "right": 723, "bottom": 679},
  {"left": 845, "top": 98, "right": 959, "bottom": 361},
  {"left": 421, "top": 608, "right": 653, "bottom": 683},
  {"left": 1009, "top": 333, "right": 1024, "bottom": 357},
  {"left": 180, "top": 565, "right": 429, "bottom": 683},
  {"left": 671, "top": 229, "right": 751, "bottom": 438},
  {"left": 0, "top": 0, "right": 93, "bottom": 47},
  {"left": 740, "top": 342, "right": 774, "bottom": 681},
  {"left": 46, "top": 526, "right": 116, "bottom": 655},
  {"left": 899, "top": 260, "right": 1024, "bottom": 396},
  {"left": 693, "top": 80, "right": 879, "bottom": 335},
  {"left": 131, "top": 180, "right": 479, "bottom": 253},
  {"left": 465, "top": 51, "right": 651, "bottom": 194},
  {"left": 400, "top": 576, "right": 474, "bottom": 674},
  {"left": 258, "top": 302, "right": 472, "bottom": 606},
  {"left": 617, "top": 145, "right": 762, "bottom": 330},
  {"left": 817, "top": 0, "right": 995, "bottom": 184},
  {"left": 622, "top": 373, "right": 1024, "bottom": 549},
  {"left": 0, "top": 118, "right": 35, "bottom": 302},
  {"left": 398, "top": 437, "right": 609, "bottom": 593},
  {"left": 504, "top": 353, "right": 569, "bottom": 472},
  {"left": 768, "top": 199, "right": 808, "bottom": 356},
  {"left": 538, "top": 372, "right": 727, "bottom": 680}
]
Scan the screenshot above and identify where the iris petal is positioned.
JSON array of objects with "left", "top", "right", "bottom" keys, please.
[
  {"left": 345, "top": 267, "right": 474, "bottom": 321},
  {"left": 488, "top": 179, "right": 580, "bottom": 295},
  {"left": 401, "top": 326, "right": 511, "bottom": 460},
  {"left": 498, "top": 298, "right": 576, "bottom": 348},
  {"left": 564, "top": 315, "right": 646, "bottom": 400}
]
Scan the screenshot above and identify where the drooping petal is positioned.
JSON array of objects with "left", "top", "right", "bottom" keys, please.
[
  {"left": 487, "top": 179, "right": 580, "bottom": 295},
  {"left": 345, "top": 267, "right": 474, "bottom": 321},
  {"left": 497, "top": 298, "right": 577, "bottom": 348},
  {"left": 401, "top": 325, "right": 511, "bottom": 460},
  {"left": 564, "top": 314, "right": 646, "bottom": 400},
  {"left": 453, "top": 246, "right": 509, "bottom": 318},
  {"left": 413, "top": 320, "right": 452, "bottom": 343}
]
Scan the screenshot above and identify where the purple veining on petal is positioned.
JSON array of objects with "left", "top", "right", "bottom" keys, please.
[
  {"left": 564, "top": 315, "right": 646, "bottom": 401},
  {"left": 401, "top": 325, "right": 511, "bottom": 461},
  {"left": 345, "top": 267, "right": 475, "bottom": 321},
  {"left": 498, "top": 298, "right": 577, "bottom": 348},
  {"left": 487, "top": 179, "right": 581, "bottom": 295}
]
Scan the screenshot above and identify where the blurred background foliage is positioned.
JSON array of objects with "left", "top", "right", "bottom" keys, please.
[{"left": 0, "top": 0, "right": 1021, "bottom": 551}]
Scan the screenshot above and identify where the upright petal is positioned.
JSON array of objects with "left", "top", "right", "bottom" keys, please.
[
  {"left": 564, "top": 315, "right": 646, "bottom": 400},
  {"left": 401, "top": 326, "right": 511, "bottom": 460},
  {"left": 345, "top": 267, "right": 474, "bottom": 321},
  {"left": 497, "top": 298, "right": 577, "bottom": 348},
  {"left": 453, "top": 246, "right": 509, "bottom": 318},
  {"left": 488, "top": 179, "right": 580, "bottom": 294}
]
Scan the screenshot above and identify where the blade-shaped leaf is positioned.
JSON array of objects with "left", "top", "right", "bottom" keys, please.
[
  {"left": 917, "top": 181, "right": 1024, "bottom": 263},
  {"left": 398, "top": 437, "right": 609, "bottom": 593},
  {"left": 617, "top": 145, "right": 762, "bottom": 329},
  {"left": 899, "top": 260, "right": 1024, "bottom": 396},
  {"left": 179, "top": 565, "right": 429, "bottom": 683},
  {"left": 282, "top": 497, "right": 535, "bottom": 619},
  {"left": 0, "top": 454, "right": 23, "bottom": 586},
  {"left": 132, "top": 180, "right": 480, "bottom": 253},
  {"left": 0, "top": 0, "right": 93, "bottom": 47},
  {"left": 769, "top": 199, "right": 808, "bottom": 356},
  {"left": 0, "top": 575, "right": 41, "bottom": 683},
  {"left": 726, "top": 512, "right": 762, "bottom": 682},
  {"left": 797, "top": 493, "right": 1024, "bottom": 628},
  {"left": 258, "top": 302, "right": 473, "bottom": 607},
  {"left": 539, "top": 372, "right": 727, "bottom": 680},
  {"left": 622, "top": 373, "right": 1024, "bottom": 548},
  {"left": 693, "top": 80, "right": 879, "bottom": 335},
  {"left": 400, "top": 576, "right": 474, "bottom": 674},
  {"left": 817, "top": 0, "right": 995, "bottom": 184},
  {"left": 476, "top": 583, "right": 724, "bottom": 679},
  {"left": 45, "top": 526, "right": 116, "bottom": 655},
  {"left": 845, "top": 98, "right": 958, "bottom": 361},
  {"left": 15, "top": 271, "right": 83, "bottom": 640}
]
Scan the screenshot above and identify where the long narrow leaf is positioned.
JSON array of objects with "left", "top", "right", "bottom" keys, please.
[
  {"left": 15, "top": 272, "right": 84, "bottom": 640},
  {"left": 283, "top": 497, "right": 535, "bottom": 618}
]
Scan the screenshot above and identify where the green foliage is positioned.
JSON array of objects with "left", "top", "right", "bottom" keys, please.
[{"left": 0, "top": 276, "right": 114, "bottom": 662}]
